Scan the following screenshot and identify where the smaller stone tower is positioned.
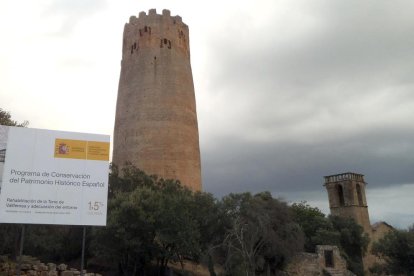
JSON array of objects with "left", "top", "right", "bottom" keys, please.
[
  {"left": 324, "top": 172, "right": 371, "bottom": 233},
  {"left": 324, "top": 172, "right": 394, "bottom": 274}
]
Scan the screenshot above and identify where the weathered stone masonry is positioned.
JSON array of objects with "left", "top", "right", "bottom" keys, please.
[{"left": 112, "top": 9, "right": 202, "bottom": 191}]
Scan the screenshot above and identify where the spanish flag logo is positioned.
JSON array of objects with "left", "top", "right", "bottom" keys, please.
[{"left": 54, "top": 139, "right": 109, "bottom": 161}]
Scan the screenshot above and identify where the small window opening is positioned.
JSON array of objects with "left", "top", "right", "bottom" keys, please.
[
  {"left": 168, "top": 41, "right": 171, "bottom": 49},
  {"left": 164, "top": 38, "right": 167, "bottom": 44},
  {"left": 144, "top": 26, "right": 148, "bottom": 32},
  {"left": 356, "top": 184, "right": 364, "bottom": 206},
  {"left": 324, "top": 250, "right": 334, "bottom": 268},
  {"left": 337, "top": 185, "right": 345, "bottom": 207}
]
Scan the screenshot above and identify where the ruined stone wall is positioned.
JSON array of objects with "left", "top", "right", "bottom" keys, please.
[
  {"left": 286, "top": 245, "right": 355, "bottom": 276},
  {"left": 363, "top": 222, "right": 393, "bottom": 273},
  {"left": 112, "top": 9, "right": 202, "bottom": 191},
  {"left": 0, "top": 255, "right": 101, "bottom": 276},
  {"left": 285, "top": 252, "right": 320, "bottom": 275}
]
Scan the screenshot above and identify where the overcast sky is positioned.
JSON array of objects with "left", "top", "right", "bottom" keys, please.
[{"left": 1, "top": 0, "right": 413, "bottom": 228}]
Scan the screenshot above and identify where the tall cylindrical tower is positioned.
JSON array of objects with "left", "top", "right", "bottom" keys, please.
[{"left": 113, "top": 9, "right": 202, "bottom": 191}]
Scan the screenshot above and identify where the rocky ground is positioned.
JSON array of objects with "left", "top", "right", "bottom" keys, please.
[{"left": 0, "top": 255, "right": 101, "bottom": 276}]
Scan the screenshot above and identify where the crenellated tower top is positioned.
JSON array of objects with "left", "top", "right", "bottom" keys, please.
[
  {"left": 127, "top": 9, "right": 187, "bottom": 28},
  {"left": 121, "top": 9, "right": 190, "bottom": 61},
  {"left": 324, "top": 172, "right": 365, "bottom": 185}
]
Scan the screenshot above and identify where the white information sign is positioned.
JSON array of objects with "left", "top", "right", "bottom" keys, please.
[{"left": 0, "top": 126, "right": 110, "bottom": 226}]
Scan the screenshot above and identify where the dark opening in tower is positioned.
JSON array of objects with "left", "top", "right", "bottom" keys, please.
[
  {"left": 337, "top": 184, "right": 345, "bottom": 206},
  {"left": 356, "top": 184, "right": 363, "bottom": 206}
]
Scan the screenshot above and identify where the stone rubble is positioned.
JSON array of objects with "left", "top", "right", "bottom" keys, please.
[{"left": 0, "top": 255, "right": 102, "bottom": 276}]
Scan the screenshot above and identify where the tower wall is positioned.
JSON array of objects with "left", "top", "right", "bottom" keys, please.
[
  {"left": 324, "top": 172, "right": 371, "bottom": 233},
  {"left": 113, "top": 9, "right": 202, "bottom": 191}
]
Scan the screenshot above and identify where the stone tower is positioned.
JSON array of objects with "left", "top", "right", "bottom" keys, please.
[
  {"left": 324, "top": 172, "right": 371, "bottom": 233},
  {"left": 324, "top": 172, "right": 394, "bottom": 274},
  {"left": 113, "top": 9, "right": 202, "bottom": 191}
]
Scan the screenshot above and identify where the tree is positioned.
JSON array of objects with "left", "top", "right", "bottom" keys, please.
[
  {"left": 94, "top": 185, "right": 161, "bottom": 275},
  {"left": 93, "top": 165, "right": 208, "bottom": 275},
  {"left": 372, "top": 228, "right": 414, "bottom": 275},
  {"left": 0, "top": 108, "right": 28, "bottom": 127},
  {"left": 0, "top": 224, "right": 19, "bottom": 256},
  {"left": 20, "top": 225, "right": 84, "bottom": 262},
  {"left": 152, "top": 179, "right": 201, "bottom": 274},
  {"left": 220, "top": 192, "right": 304, "bottom": 276},
  {"left": 191, "top": 192, "right": 228, "bottom": 276},
  {"left": 291, "top": 201, "right": 334, "bottom": 252}
]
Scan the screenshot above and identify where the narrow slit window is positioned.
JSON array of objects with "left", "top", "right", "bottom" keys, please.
[
  {"left": 356, "top": 184, "right": 364, "bottom": 206},
  {"left": 337, "top": 185, "right": 345, "bottom": 207}
]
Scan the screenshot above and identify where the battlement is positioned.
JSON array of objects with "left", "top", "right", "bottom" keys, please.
[
  {"left": 123, "top": 9, "right": 190, "bottom": 59},
  {"left": 324, "top": 172, "right": 365, "bottom": 184},
  {"left": 128, "top": 9, "right": 187, "bottom": 28}
]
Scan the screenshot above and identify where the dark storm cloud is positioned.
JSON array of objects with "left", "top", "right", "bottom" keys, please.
[
  {"left": 198, "top": 1, "right": 414, "bottom": 196},
  {"left": 202, "top": 127, "right": 414, "bottom": 196},
  {"left": 207, "top": 1, "right": 414, "bottom": 88}
]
